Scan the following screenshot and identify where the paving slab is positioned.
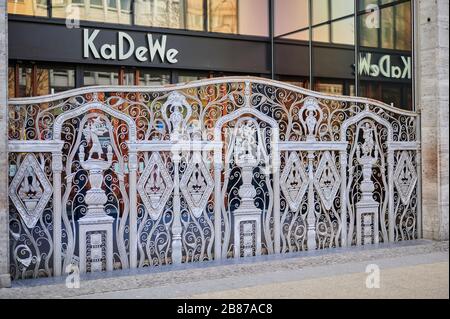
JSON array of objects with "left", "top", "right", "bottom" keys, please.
[{"left": 0, "top": 240, "right": 448, "bottom": 299}]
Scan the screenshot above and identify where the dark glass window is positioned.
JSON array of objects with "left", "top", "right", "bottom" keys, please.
[
  {"left": 178, "top": 72, "right": 209, "bottom": 83},
  {"left": 138, "top": 70, "right": 171, "bottom": 86},
  {"left": 9, "top": 64, "right": 76, "bottom": 97},
  {"left": 36, "top": 67, "right": 76, "bottom": 95},
  {"left": 84, "top": 69, "right": 119, "bottom": 86},
  {"left": 8, "top": 67, "right": 15, "bottom": 98}
]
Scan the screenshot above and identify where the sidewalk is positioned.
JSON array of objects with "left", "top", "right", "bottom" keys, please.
[{"left": 0, "top": 240, "right": 448, "bottom": 299}]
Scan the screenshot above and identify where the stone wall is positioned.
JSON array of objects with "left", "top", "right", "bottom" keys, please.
[
  {"left": 418, "top": 0, "right": 449, "bottom": 240},
  {"left": 0, "top": 0, "right": 11, "bottom": 288}
]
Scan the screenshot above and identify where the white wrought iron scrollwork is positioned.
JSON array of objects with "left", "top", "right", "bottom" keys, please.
[
  {"left": 9, "top": 153, "right": 52, "bottom": 229},
  {"left": 138, "top": 152, "right": 174, "bottom": 221},
  {"left": 7, "top": 77, "right": 420, "bottom": 280}
]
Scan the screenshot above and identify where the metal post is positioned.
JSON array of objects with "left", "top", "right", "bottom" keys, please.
[{"left": 128, "top": 151, "right": 138, "bottom": 269}]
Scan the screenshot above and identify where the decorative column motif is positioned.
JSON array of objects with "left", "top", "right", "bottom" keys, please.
[
  {"left": 233, "top": 121, "right": 262, "bottom": 258},
  {"left": 128, "top": 151, "right": 138, "bottom": 269},
  {"left": 339, "top": 150, "right": 348, "bottom": 247},
  {"left": 52, "top": 151, "right": 63, "bottom": 276},
  {"left": 171, "top": 150, "right": 183, "bottom": 265},
  {"left": 213, "top": 160, "right": 223, "bottom": 260},
  {"left": 299, "top": 97, "right": 323, "bottom": 251},
  {"left": 306, "top": 151, "right": 316, "bottom": 250},
  {"left": 164, "top": 91, "right": 192, "bottom": 265},
  {"left": 78, "top": 118, "right": 114, "bottom": 273},
  {"left": 387, "top": 149, "right": 395, "bottom": 242},
  {"left": 356, "top": 122, "right": 379, "bottom": 246}
]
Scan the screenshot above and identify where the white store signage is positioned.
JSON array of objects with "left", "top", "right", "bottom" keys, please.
[
  {"left": 83, "top": 29, "right": 179, "bottom": 64},
  {"left": 359, "top": 53, "right": 411, "bottom": 80}
]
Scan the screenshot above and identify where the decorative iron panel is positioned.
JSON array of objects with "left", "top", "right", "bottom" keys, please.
[{"left": 7, "top": 77, "right": 421, "bottom": 280}]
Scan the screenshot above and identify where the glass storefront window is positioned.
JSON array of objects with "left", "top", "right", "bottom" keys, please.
[
  {"left": 395, "top": 1, "right": 412, "bottom": 50},
  {"left": 8, "top": 0, "right": 48, "bottom": 17},
  {"left": 314, "top": 81, "right": 344, "bottom": 95},
  {"left": 359, "top": 11, "right": 379, "bottom": 48},
  {"left": 84, "top": 69, "right": 119, "bottom": 86},
  {"left": 9, "top": 64, "right": 76, "bottom": 97},
  {"left": 331, "top": 0, "right": 354, "bottom": 19},
  {"left": 138, "top": 70, "right": 171, "bottom": 86},
  {"left": 275, "top": 0, "right": 308, "bottom": 37},
  {"left": 36, "top": 67, "right": 76, "bottom": 95},
  {"left": 208, "top": 0, "right": 269, "bottom": 36},
  {"left": 237, "top": 0, "right": 269, "bottom": 37},
  {"left": 52, "top": 0, "right": 132, "bottom": 25},
  {"left": 208, "top": 0, "right": 237, "bottom": 34},
  {"left": 332, "top": 17, "right": 354, "bottom": 45},
  {"left": 313, "top": 25, "right": 329, "bottom": 43},
  {"left": 8, "top": 67, "right": 15, "bottom": 98},
  {"left": 312, "top": 0, "right": 329, "bottom": 25},
  {"left": 381, "top": 6, "right": 395, "bottom": 49},
  {"left": 275, "top": 0, "right": 309, "bottom": 37},
  {"left": 178, "top": 72, "right": 209, "bottom": 83},
  {"left": 18, "top": 66, "right": 33, "bottom": 97},
  {"left": 135, "top": 0, "right": 204, "bottom": 31},
  {"left": 121, "top": 70, "right": 135, "bottom": 86}
]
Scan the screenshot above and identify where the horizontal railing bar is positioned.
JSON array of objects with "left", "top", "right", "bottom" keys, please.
[
  {"left": 8, "top": 76, "right": 418, "bottom": 117},
  {"left": 279, "top": 141, "right": 348, "bottom": 151},
  {"left": 127, "top": 141, "right": 223, "bottom": 152},
  {"left": 388, "top": 141, "right": 421, "bottom": 151},
  {"left": 8, "top": 140, "right": 64, "bottom": 153}
]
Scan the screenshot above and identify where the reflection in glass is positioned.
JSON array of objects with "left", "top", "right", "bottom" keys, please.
[
  {"left": 7, "top": 0, "right": 48, "bottom": 16},
  {"left": 8, "top": 67, "right": 16, "bottom": 98},
  {"left": 237, "top": 0, "right": 269, "bottom": 36},
  {"left": 359, "top": 12, "right": 378, "bottom": 47},
  {"left": 208, "top": 0, "right": 237, "bottom": 34},
  {"left": 331, "top": 0, "right": 354, "bottom": 19},
  {"left": 135, "top": 0, "right": 203, "bottom": 31},
  {"left": 35, "top": 67, "right": 76, "bottom": 95},
  {"left": 381, "top": 6, "right": 394, "bottom": 49},
  {"left": 84, "top": 70, "right": 119, "bottom": 86},
  {"left": 275, "top": 0, "right": 309, "bottom": 37},
  {"left": 178, "top": 72, "right": 208, "bottom": 83},
  {"left": 312, "top": 0, "right": 328, "bottom": 25},
  {"left": 314, "top": 81, "right": 344, "bottom": 95},
  {"left": 395, "top": 1, "right": 412, "bottom": 50},
  {"left": 18, "top": 66, "right": 33, "bottom": 97},
  {"left": 313, "top": 25, "right": 329, "bottom": 43},
  {"left": 122, "top": 71, "right": 135, "bottom": 86},
  {"left": 138, "top": 70, "right": 171, "bottom": 86},
  {"left": 332, "top": 17, "right": 354, "bottom": 45},
  {"left": 51, "top": 0, "right": 132, "bottom": 24},
  {"left": 281, "top": 30, "right": 309, "bottom": 41}
]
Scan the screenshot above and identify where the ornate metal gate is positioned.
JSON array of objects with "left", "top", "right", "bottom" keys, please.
[{"left": 6, "top": 77, "right": 421, "bottom": 280}]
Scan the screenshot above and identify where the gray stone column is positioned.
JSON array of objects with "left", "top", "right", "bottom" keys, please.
[
  {"left": 417, "top": 0, "right": 449, "bottom": 240},
  {"left": 0, "top": 0, "right": 11, "bottom": 288}
]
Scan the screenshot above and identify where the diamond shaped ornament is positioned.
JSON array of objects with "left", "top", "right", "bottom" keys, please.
[
  {"left": 137, "top": 152, "right": 174, "bottom": 221},
  {"left": 9, "top": 154, "right": 52, "bottom": 228},
  {"left": 314, "top": 151, "right": 340, "bottom": 211},
  {"left": 280, "top": 152, "right": 308, "bottom": 211},
  {"left": 394, "top": 151, "right": 417, "bottom": 205},
  {"left": 180, "top": 156, "right": 214, "bottom": 218}
]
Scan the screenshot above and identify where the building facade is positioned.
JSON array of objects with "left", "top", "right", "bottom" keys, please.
[
  {"left": 7, "top": 0, "right": 414, "bottom": 109},
  {"left": 0, "top": 0, "right": 448, "bottom": 288}
]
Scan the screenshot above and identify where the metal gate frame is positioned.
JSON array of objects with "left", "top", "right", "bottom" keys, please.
[{"left": 6, "top": 77, "right": 421, "bottom": 280}]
